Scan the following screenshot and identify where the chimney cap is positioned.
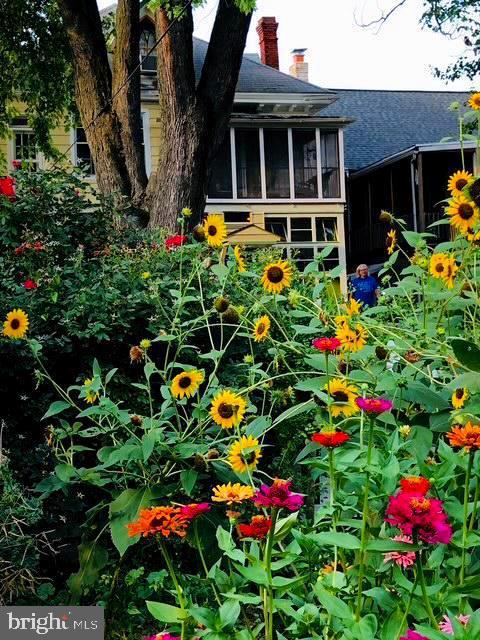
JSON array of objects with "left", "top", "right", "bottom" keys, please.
[
  {"left": 291, "top": 48, "right": 307, "bottom": 55},
  {"left": 257, "top": 16, "right": 278, "bottom": 25}
]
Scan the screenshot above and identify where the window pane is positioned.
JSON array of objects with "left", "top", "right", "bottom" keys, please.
[
  {"left": 223, "top": 212, "right": 249, "bottom": 223},
  {"left": 315, "top": 218, "right": 339, "bottom": 242},
  {"left": 264, "top": 129, "right": 290, "bottom": 198},
  {"left": 321, "top": 132, "right": 340, "bottom": 198},
  {"left": 265, "top": 216, "right": 288, "bottom": 240},
  {"left": 140, "top": 29, "right": 157, "bottom": 71},
  {"left": 14, "top": 131, "right": 37, "bottom": 169},
  {"left": 75, "top": 128, "right": 94, "bottom": 174},
  {"left": 290, "top": 217, "right": 312, "bottom": 242},
  {"left": 293, "top": 129, "right": 318, "bottom": 198},
  {"left": 209, "top": 132, "right": 233, "bottom": 198},
  {"left": 235, "top": 129, "right": 262, "bottom": 198},
  {"left": 291, "top": 246, "right": 314, "bottom": 271}
]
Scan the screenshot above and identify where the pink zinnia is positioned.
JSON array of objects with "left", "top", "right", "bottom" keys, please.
[
  {"left": 23, "top": 279, "right": 38, "bottom": 290},
  {"left": 386, "top": 492, "right": 452, "bottom": 544},
  {"left": 356, "top": 397, "right": 393, "bottom": 414},
  {"left": 383, "top": 535, "right": 416, "bottom": 568},
  {"left": 179, "top": 502, "right": 210, "bottom": 520},
  {"left": 253, "top": 479, "right": 304, "bottom": 512},
  {"left": 438, "top": 614, "right": 470, "bottom": 635},
  {"left": 144, "top": 635, "right": 180, "bottom": 640},
  {"left": 400, "top": 632, "right": 429, "bottom": 640},
  {"left": 312, "top": 336, "right": 341, "bottom": 353},
  {"left": 165, "top": 235, "right": 187, "bottom": 252}
]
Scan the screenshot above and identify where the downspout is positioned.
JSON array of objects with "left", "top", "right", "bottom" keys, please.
[{"left": 410, "top": 151, "right": 418, "bottom": 232}]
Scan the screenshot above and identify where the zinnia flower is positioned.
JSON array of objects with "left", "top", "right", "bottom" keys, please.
[
  {"left": 253, "top": 315, "right": 271, "bottom": 342},
  {"left": 23, "top": 279, "right": 38, "bottom": 290},
  {"left": 0, "top": 176, "right": 16, "bottom": 201},
  {"left": 312, "top": 336, "right": 341, "bottom": 352},
  {"left": 383, "top": 535, "right": 416, "bottom": 569},
  {"left": 228, "top": 435, "right": 262, "bottom": 473},
  {"left": 171, "top": 369, "right": 204, "bottom": 399},
  {"left": 211, "top": 483, "right": 255, "bottom": 505},
  {"left": 447, "top": 422, "right": 480, "bottom": 451},
  {"left": 210, "top": 390, "right": 247, "bottom": 429},
  {"left": 400, "top": 632, "right": 428, "bottom": 640},
  {"left": 400, "top": 476, "right": 431, "bottom": 495},
  {"left": 127, "top": 506, "right": 188, "bottom": 538},
  {"left": 165, "top": 234, "right": 187, "bottom": 252},
  {"left": 325, "top": 378, "right": 359, "bottom": 417},
  {"left": 439, "top": 614, "right": 470, "bottom": 635},
  {"left": 203, "top": 214, "right": 227, "bottom": 248},
  {"left": 3, "top": 309, "right": 29, "bottom": 339},
  {"left": 451, "top": 387, "right": 468, "bottom": 409},
  {"left": 448, "top": 170, "right": 473, "bottom": 196},
  {"left": 312, "top": 430, "right": 350, "bottom": 448},
  {"left": 386, "top": 491, "right": 452, "bottom": 544},
  {"left": 261, "top": 260, "right": 293, "bottom": 295},
  {"left": 179, "top": 503, "right": 211, "bottom": 520},
  {"left": 253, "top": 479, "right": 304, "bottom": 512},
  {"left": 356, "top": 397, "right": 393, "bottom": 414},
  {"left": 238, "top": 515, "right": 272, "bottom": 540}
]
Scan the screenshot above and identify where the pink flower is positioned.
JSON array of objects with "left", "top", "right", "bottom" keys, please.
[
  {"left": 438, "top": 614, "right": 470, "bottom": 635},
  {"left": 12, "top": 160, "right": 22, "bottom": 170},
  {"left": 383, "top": 535, "right": 416, "bottom": 568},
  {"left": 400, "top": 632, "right": 429, "bottom": 640},
  {"left": 165, "top": 235, "right": 188, "bottom": 252},
  {"left": 143, "top": 635, "right": 180, "bottom": 640},
  {"left": 23, "top": 279, "right": 38, "bottom": 290},
  {"left": 386, "top": 492, "right": 452, "bottom": 544},
  {"left": 179, "top": 502, "right": 211, "bottom": 520},
  {"left": 312, "top": 336, "right": 341, "bottom": 352},
  {"left": 356, "top": 397, "right": 393, "bottom": 414},
  {"left": 253, "top": 479, "right": 304, "bottom": 512}
]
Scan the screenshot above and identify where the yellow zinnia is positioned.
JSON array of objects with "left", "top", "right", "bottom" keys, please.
[
  {"left": 228, "top": 436, "right": 262, "bottom": 473},
  {"left": 203, "top": 214, "right": 227, "bottom": 248},
  {"left": 446, "top": 195, "right": 480, "bottom": 235},
  {"left": 447, "top": 170, "right": 473, "bottom": 196},
  {"left": 336, "top": 322, "right": 367, "bottom": 352},
  {"left": 234, "top": 245, "right": 247, "bottom": 272},
  {"left": 469, "top": 92, "right": 480, "bottom": 111},
  {"left": 325, "top": 378, "right": 360, "bottom": 417},
  {"left": 253, "top": 315, "right": 271, "bottom": 342},
  {"left": 452, "top": 388, "right": 468, "bottom": 410},
  {"left": 3, "top": 309, "right": 29, "bottom": 339},
  {"left": 211, "top": 482, "right": 255, "bottom": 504},
  {"left": 171, "top": 369, "right": 204, "bottom": 399},
  {"left": 210, "top": 389, "right": 247, "bottom": 429},
  {"left": 261, "top": 260, "right": 293, "bottom": 295},
  {"left": 386, "top": 229, "right": 397, "bottom": 255}
]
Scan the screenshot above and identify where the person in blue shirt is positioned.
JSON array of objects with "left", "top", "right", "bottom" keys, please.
[{"left": 350, "top": 264, "right": 380, "bottom": 308}]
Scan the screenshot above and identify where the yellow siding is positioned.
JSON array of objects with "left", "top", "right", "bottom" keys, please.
[{"left": 143, "top": 101, "right": 161, "bottom": 171}]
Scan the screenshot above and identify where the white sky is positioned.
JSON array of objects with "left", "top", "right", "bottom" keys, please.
[{"left": 97, "top": 0, "right": 476, "bottom": 91}]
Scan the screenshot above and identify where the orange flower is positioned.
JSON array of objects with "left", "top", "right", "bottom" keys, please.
[
  {"left": 127, "top": 506, "right": 188, "bottom": 538},
  {"left": 447, "top": 422, "right": 480, "bottom": 451}
]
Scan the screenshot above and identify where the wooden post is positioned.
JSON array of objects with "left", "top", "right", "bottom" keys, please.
[{"left": 417, "top": 152, "right": 426, "bottom": 232}]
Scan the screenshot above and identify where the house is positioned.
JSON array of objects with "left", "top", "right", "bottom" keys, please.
[
  {"left": 0, "top": 9, "right": 353, "bottom": 292},
  {"left": 322, "top": 89, "right": 472, "bottom": 265}
]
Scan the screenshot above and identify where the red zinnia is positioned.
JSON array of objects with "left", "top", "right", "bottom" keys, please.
[
  {"left": 0, "top": 176, "right": 16, "bottom": 201},
  {"left": 179, "top": 502, "right": 211, "bottom": 520},
  {"left": 312, "top": 336, "right": 341, "bottom": 353},
  {"left": 400, "top": 476, "right": 431, "bottom": 496},
  {"left": 23, "top": 279, "right": 38, "bottom": 290},
  {"left": 238, "top": 515, "right": 272, "bottom": 540},
  {"left": 33, "top": 241, "right": 45, "bottom": 251},
  {"left": 312, "top": 431, "right": 350, "bottom": 448},
  {"left": 165, "top": 235, "right": 188, "bottom": 252},
  {"left": 356, "top": 397, "right": 393, "bottom": 414},
  {"left": 253, "top": 479, "right": 304, "bottom": 512}
]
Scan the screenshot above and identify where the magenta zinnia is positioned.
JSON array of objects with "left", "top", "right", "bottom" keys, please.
[
  {"left": 356, "top": 397, "right": 393, "bottom": 414},
  {"left": 386, "top": 491, "right": 452, "bottom": 544},
  {"left": 312, "top": 336, "right": 341, "bottom": 352},
  {"left": 400, "top": 632, "right": 429, "bottom": 640},
  {"left": 253, "top": 479, "right": 304, "bottom": 512}
]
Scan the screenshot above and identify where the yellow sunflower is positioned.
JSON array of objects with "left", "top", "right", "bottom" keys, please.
[
  {"left": 452, "top": 388, "right": 468, "bottom": 409},
  {"left": 2, "top": 309, "right": 29, "bottom": 339},
  {"left": 336, "top": 322, "right": 367, "bottom": 352},
  {"left": 446, "top": 195, "right": 480, "bottom": 235},
  {"left": 84, "top": 378, "right": 99, "bottom": 405},
  {"left": 203, "top": 214, "right": 227, "bottom": 248},
  {"left": 469, "top": 92, "right": 480, "bottom": 111},
  {"left": 234, "top": 245, "right": 247, "bottom": 272},
  {"left": 466, "top": 228, "right": 480, "bottom": 246},
  {"left": 253, "top": 315, "right": 271, "bottom": 342},
  {"left": 386, "top": 229, "right": 397, "bottom": 255},
  {"left": 325, "top": 378, "right": 360, "bottom": 417},
  {"left": 429, "top": 253, "right": 450, "bottom": 280},
  {"left": 171, "top": 369, "right": 204, "bottom": 399},
  {"left": 442, "top": 256, "right": 459, "bottom": 289},
  {"left": 261, "top": 260, "right": 293, "bottom": 294},
  {"left": 447, "top": 170, "right": 473, "bottom": 196},
  {"left": 228, "top": 435, "right": 262, "bottom": 473},
  {"left": 210, "top": 389, "right": 247, "bottom": 429},
  {"left": 211, "top": 482, "right": 255, "bottom": 504},
  {"left": 346, "top": 297, "right": 362, "bottom": 317}
]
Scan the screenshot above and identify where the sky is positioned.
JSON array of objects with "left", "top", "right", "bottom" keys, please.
[{"left": 97, "top": 0, "right": 475, "bottom": 91}]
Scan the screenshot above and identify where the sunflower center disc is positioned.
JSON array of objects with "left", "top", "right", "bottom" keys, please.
[
  {"left": 267, "top": 267, "right": 284, "bottom": 283},
  {"left": 459, "top": 204, "right": 474, "bottom": 220},
  {"left": 179, "top": 376, "right": 192, "bottom": 389},
  {"left": 10, "top": 319, "right": 20, "bottom": 330},
  {"left": 333, "top": 391, "right": 349, "bottom": 403},
  {"left": 218, "top": 402, "right": 234, "bottom": 418},
  {"left": 208, "top": 225, "right": 217, "bottom": 236}
]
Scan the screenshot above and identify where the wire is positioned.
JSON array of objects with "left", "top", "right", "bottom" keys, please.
[{"left": 54, "top": 0, "right": 193, "bottom": 168}]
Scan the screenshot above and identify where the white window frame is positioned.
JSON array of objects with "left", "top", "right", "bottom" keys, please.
[
  {"left": 9, "top": 127, "right": 43, "bottom": 170},
  {"left": 207, "top": 126, "right": 345, "bottom": 204}
]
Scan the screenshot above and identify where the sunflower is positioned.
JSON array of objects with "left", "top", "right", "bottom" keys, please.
[
  {"left": 211, "top": 482, "right": 255, "bottom": 504},
  {"left": 447, "top": 170, "right": 473, "bottom": 196},
  {"left": 253, "top": 315, "right": 271, "bottom": 342},
  {"left": 210, "top": 389, "right": 247, "bottom": 429},
  {"left": 442, "top": 256, "right": 459, "bottom": 289},
  {"left": 466, "top": 228, "right": 480, "bottom": 246},
  {"left": 346, "top": 297, "right": 362, "bottom": 317},
  {"left": 171, "top": 369, "right": 204, "bottom": 399},
  {"left": 228, "top": 435, "right": 262, "bottom": 473},
  {"left": 447, "top": 422, "right": 480, "bottom": 451},
  {"left": 335, "top": 322, "right": 367, "bottom": 352},
  {"left": 3, "top": 308, "right": 29, "bottom": 339},
  {"left": 469, "top": 92, "right": 480, "bottom": 111},
  {"left": 325, "top": 378, "right": 359, "bottom": 417},
  {"left": 386, "top": 229, "right": 397, "bottom": 255},
  {"left": 429, "top": 253, "right": 450, "bottom": 280},
  {"left": 261, "top": 260, "right": 293, "bottom": 294},
  {"left": 452, "top": 388, "right": 468, "bottom": 409},
  {"left": 203, "top": 214, "right": 227, "bottom": 248},
  {"left": 446, "top": 195, "right": 480, "bottom": 235},
  {"left": 234, "top": 245, "right": 247, "bottom": 272},
  {"left": 83, "top": 378, "right": 99, "bottom": 404}
]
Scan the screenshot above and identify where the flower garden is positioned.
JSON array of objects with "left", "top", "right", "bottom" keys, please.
[{"left": 2, "top": 105, "right": 480, "bottom": 640}]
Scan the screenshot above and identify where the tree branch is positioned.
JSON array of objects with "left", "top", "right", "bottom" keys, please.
[{"left": 355, "top": 0, "right": 409, "bottom": 34}]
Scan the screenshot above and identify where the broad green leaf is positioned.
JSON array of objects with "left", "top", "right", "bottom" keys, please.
[
  {"left": 67, "top": 542, "right": 108, "bottom": 601},
  {"left": 146, "top": 601, "right": 187, "bottom": 623},
  {"left": 218, "top": 600, "right": 241, "bottom": 629},
  {"left": 314, "top": 584, "right": 352, "bottom": 620},
  {"left": 312, "top": 531, "right": 361, "bottom": 549},
  {"left": 109, "top": 487, "right": 155, "bottom": 556},
  {"left": 42, "top": 400, "right": 71, "bottom": 420},
  {"left": 451, "top": 338, "right": 480, "bottom": 372},
  {"left": 180, "top": 469, "right": 198, "bottom": 496}
]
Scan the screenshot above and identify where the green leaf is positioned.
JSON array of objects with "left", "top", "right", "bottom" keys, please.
[
  {"left": 146, "top": 601, "right": 187, "bottom": 623},
  {"left": 109, "top": 487, "right": 156, "bottom": 556},
  {"left": 218, "top": 600, "right": 241, "bottom": 629},
  {"left": 403, "top": 381, "right": 449, "bottom": 411},
  {"left": 367, "top": 539, "right": 419, "bottom": 552},
  {"left": 67, "top": 542, "right": 108, "bottom": 601},
  {"left": 180, "top": 469, "right": 198, "bottom": 496},
  {"left": 451, "top": 338, "right": 480, "bottom": 372},
  {"left": 312, "top": 531, "right": 361, "bottom": 549},
  {"left": 42, "top": 400, "right": 71, "bottom": 420},
  {"left": 142, "top": 430, "right": 158, "bottom": 461},
  {"left": 314, "top": 584, "right": 352, "bottom": 620},
  {"left": 245, "top": 416, "right": 272, "bottom": 438}
]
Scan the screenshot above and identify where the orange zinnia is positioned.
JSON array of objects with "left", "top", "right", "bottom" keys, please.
[
  {"left": 447, "top": 422, "right": 480, "bottom": 451},
  {"left": 127, "top": 506, "right": 188, "bottom": 538}
]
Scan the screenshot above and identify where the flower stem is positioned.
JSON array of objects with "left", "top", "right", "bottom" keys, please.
[
  {"left": 264, "top": 508, "right": 279, "bottom": 640},
  {"left": 328, "top": 449, "right": 339, "bottom": 588},
  {"left": 160, "top": 539, "right": 187, "bottom": 640},
  {"left": 194, "top": 521, "right": 221, "bottom": 605},
  {"left": 460, "top": 451, "right": 474, "bottom": 588},
  {"left": 415, "top": 548, "right": 438, "bottom": 629},
  {"left": 469, "top": 471, "right": 479, "bottom": 532}
]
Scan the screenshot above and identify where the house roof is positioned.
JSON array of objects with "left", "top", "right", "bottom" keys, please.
[
  {"left": 322, "top": 89, "right": 470, "bottom": 171},
  {"left": 226, "top": 224, "right": 282, "bottom": 245}
]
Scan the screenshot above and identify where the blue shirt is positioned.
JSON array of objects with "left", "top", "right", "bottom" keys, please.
[{"left": 351, "top": 275, "right": 378, "bottom": 307}]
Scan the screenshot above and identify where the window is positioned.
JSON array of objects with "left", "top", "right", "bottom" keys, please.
[
  {"left": 264, "top": 129, "right": 290, "bottom": 198},
  {"left": 223, "top": 212, "right": 250, "bottom": 223},
  {"left": 209, "top": 133, "right": 233, "bottom": 198},
  {"left": 293, "top": 129, "right": 318, "bottom": 198},
  {"left": 140, "top": 28, "right": 157, "bottom": 72},
  {"left": 13, "top": 130, "right": 38, "bottom": 169},
  {"left": 265, "top": 216, "right": 288, "bottom": 240},
  {"left": 235, "top": 129, "right": 262, "bottom": 199},
  {"left": 315, "top": 218, "right": 338, "bottom": 242},
  {"left": 321, "top": 131, "right": 340, "bottom": 198},
  {"left": 290, "top": 217, "right": 313, "bottom": 242}
]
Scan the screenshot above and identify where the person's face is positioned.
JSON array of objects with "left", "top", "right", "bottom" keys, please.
[{"left": 358, "top": 267, "right": 368, "bottom": 278}]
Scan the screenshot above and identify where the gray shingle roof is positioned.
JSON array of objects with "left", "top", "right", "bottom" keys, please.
[{"left": 322, "top": 89, "right": 470, "bottom": 171}]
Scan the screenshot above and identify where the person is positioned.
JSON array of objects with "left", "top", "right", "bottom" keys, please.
[{"left": 350, "top": 264, "right": 380, "bottom": 308}]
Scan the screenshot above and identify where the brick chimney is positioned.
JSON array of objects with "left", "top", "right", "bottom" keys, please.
[
  {"left": 256, "top": 17, "right": 279, "bottom": 69},
  {"left": 289, "top": 48, "right": 309, "bottom": 83}
]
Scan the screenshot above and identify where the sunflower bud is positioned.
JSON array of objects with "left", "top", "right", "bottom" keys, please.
[
  {"left": 379, "top": 210, "right": 393, "bottom": 223},
  {"left": 222, "top": 307, "right": 240, "bottom": 324},
  {"left": 399, "top": 424, "right": 411, "bottom": 438},
  {"left": 130, "top": 414, "right": 143, "bottom": 426},
  {"left": 192, "top": 224, "right": 206, "bottom": 242},
  {"left": 181, "top": 207, "right": 193, "bottom": 217},
  {"left": 375, "top": 346, "right": 389, "bottom": 360},
  {"left": 206, "top": 448, "right": 220, "bottom": 460},
  {"left": 214, "top": 296, "right": 230, "bottom": 313},
  {"left": 193, "top": 454, "right": 207, "bottom": 472},
  {"left": 129, "top": 345, "right": 144, "bottom": 363}
]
